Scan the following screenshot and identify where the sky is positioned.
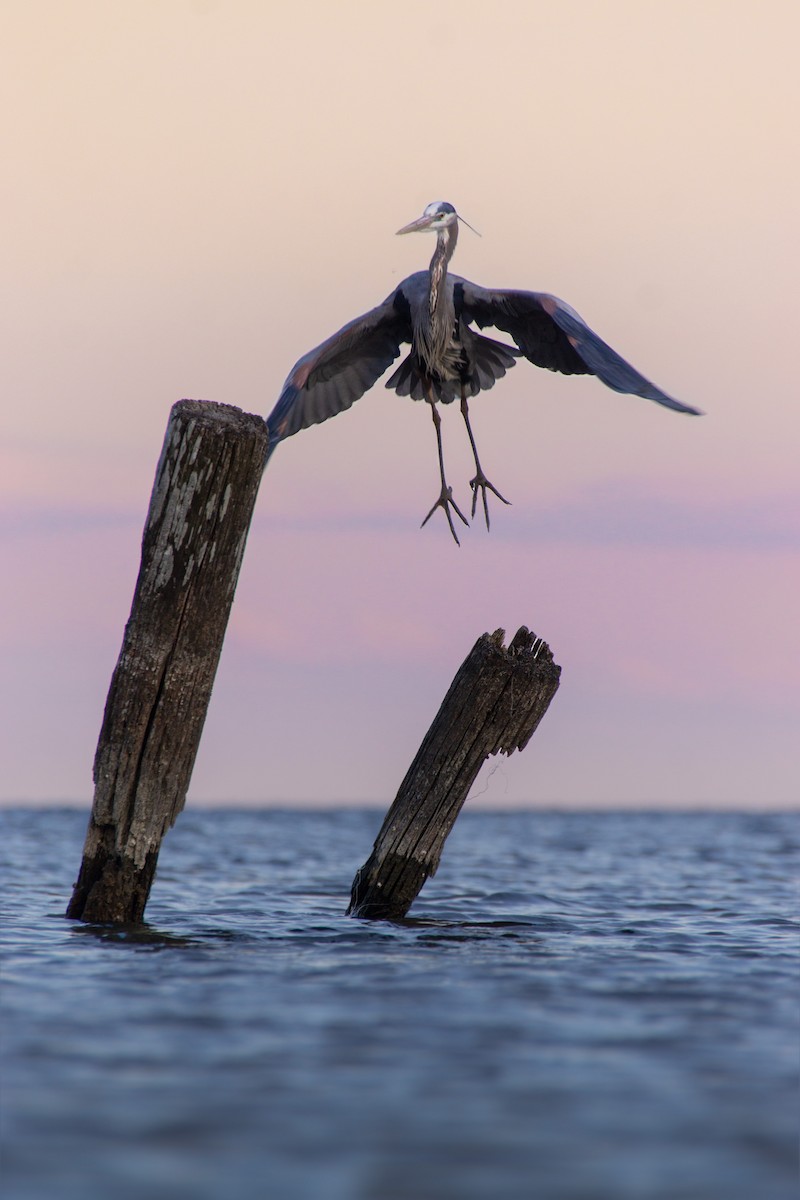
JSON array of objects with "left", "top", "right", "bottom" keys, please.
[{"left": 2, "top": 0, "right": 798, "bottom": 809}]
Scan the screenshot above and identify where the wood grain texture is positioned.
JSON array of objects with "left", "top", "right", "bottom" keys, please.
[
  {"left": 348, "top": 627, "right": 560, "bottom": 920},
  {"left": 67, "top": 400, "right": 268, "bottom": 924}
]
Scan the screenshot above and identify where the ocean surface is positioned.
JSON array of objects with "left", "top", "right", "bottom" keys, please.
[{"left": 1, "top": 807, "right": 797, "bottom": 1200}]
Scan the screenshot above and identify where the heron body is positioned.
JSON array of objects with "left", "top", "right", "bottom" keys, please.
[{"left": 266, "top": 201, "right": 700, "bottom": 543}]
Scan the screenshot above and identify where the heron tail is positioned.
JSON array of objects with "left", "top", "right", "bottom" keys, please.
[{"left": 386, "top": 334, "right": 520, "bottom": 403}]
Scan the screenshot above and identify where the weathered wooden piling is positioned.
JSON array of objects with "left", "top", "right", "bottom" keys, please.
[
  {"left": 347, "top": 627, "right": 560, "bottom": 920},
  {"left": 67, "top": 399, "right": 269, "bottom": 924}
]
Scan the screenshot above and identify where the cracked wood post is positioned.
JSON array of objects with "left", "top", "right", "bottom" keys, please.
[
  {"left": 348, "top": 627, "right": 560, "bottom": 920},
  {"left": 67, "top": 399, "right": 269, "bottom": 925}
]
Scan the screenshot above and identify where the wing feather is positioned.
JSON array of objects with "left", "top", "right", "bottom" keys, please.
[
  {"left": 266, "top": 291, "right": 411, "bottom": 455},
  {"left": 458, "top": 278, "right": 701, "bottom": 415}
]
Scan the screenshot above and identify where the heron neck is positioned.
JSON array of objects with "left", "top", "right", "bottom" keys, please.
[{"left": 428, "top": 223, "right": 457, "bottom": 317}]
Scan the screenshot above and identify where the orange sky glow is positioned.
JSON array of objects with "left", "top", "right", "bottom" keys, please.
[{"left": 2, "top": 0, "right": 798, "bottom": 807}]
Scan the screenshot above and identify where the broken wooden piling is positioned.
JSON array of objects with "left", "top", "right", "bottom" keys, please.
[
  {"left": 348, "top": 627, "right": 560, "bottom": 920},
  {"left": 67, "top": 399, "right": 269, "bottom": 925}
]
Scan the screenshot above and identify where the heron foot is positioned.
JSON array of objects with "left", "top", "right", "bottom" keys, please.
[
  {"left": 421, "top": 486, "right": 469, "bottom": 546},
  {"left": 469, "top": 470, "right": 511, "bottom": 531}
]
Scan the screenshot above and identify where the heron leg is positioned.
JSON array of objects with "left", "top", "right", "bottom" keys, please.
[
  {"left": 460, "top": 387, "right": 510, "bottom": 531},
  {"left": 421, "top": 396, "right": 469, "bottom": 545}
]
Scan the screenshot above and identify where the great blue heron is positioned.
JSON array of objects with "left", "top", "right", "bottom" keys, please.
[{"left": 266, "top": 200, "right": 700, "bottom": 543}]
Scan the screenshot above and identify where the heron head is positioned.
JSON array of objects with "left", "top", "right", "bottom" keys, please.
[
  {"left": 396, "top": 201, "right": 458, "bottom": 236},
  {"left": 396, "top": 201, "right": 480, "bottom": 238}
]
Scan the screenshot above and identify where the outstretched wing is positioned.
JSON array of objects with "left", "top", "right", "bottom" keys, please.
[
  {"left": 266, "top": 290, "right": 412, "bottom": 457},
  {"left": 458, "top": 279, "right": 701, "bottom": 415}
]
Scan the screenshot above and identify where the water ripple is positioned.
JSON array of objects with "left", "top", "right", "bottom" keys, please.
[{"left": 2, "top": 807, "right": 798, "bottom": 1200}]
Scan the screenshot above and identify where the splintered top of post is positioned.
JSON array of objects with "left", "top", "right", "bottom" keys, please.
[{"left": 486, "top": 626, "right": 556, "bottom": 666}]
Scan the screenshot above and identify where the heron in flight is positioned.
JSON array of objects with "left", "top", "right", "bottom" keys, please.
[{"left": 266, "top": 201, "right": 700, "bottom": 543}]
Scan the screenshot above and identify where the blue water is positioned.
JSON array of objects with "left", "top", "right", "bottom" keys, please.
[{"left": 1, "top": 807, "right": 798, "bottom": 1200}]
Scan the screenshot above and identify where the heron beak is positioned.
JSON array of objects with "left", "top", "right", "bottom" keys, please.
[{"left": 396, "top": 214, "right": 438, "bottom": 236}]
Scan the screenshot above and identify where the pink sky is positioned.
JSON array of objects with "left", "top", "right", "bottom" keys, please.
[{"left": 2, "top": 1, "right": 798, "bottom": 807}]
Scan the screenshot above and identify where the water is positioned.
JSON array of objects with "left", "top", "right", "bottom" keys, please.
[{"left": 1, "top": 807, "right": 797, "bottom": 1200}]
